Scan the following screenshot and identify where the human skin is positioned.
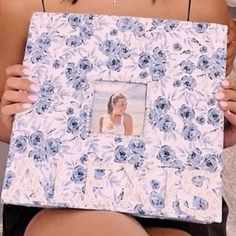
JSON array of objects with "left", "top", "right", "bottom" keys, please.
[{"left": 0, "top": 0, "right": 236, "bottom": 235}]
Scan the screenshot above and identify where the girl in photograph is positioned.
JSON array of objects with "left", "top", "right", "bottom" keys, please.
[{"left": 99, "top": 93, "right": 133, "bottom": 135}]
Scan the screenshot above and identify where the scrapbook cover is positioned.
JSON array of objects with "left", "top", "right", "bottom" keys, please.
[{"left": 1, "top": 12, "right": 227, "bottom": 223}]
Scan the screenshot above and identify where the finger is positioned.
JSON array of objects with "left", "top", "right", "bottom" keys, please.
[
  {"left": 5, "top": 64, "right": 31, "bottom": 77},
  {"left": 219, "top": 101, "right": 236, "bottom": 113},
  {"left": 1, "top": 90, "right": 38, "bottom": 106},
  {"left": 224, "top": 110, "right": 236, "bottom": 126},
  {"left": 220, "top": 79, "right": 236, "bottom": 91},
  {"left": 5, "top": 76, "right": 39, "bottom": 93},
  {"left": 1, "top": 103, "right": 32, "bottom": 116}
]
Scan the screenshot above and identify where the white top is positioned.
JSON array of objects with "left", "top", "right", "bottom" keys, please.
[{"left": 102, "top": 114, "right": 125, "bottom": 135}]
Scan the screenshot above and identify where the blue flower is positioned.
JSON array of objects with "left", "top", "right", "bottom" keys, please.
[
  {"left": 180, "top": 60, "right": 195, "bottom": 74},
  {"left": 193, "top": 196, "right": 209, "bottom": 210},
  {"left": 106, "top": 56, "right": 122, "bottom": 71},
  {"left": 79, "top": 57, "right": 93, "bottom": 74},
  {"left": 193, "top": 23, "right": 209, "bottom": 33},
  {"left": 187, "top": 148, "right": 202, "bottom": 167},
  {"left": 128, "top": 139, "right": 145, "bottom": 154},
  {"left": 110, "top": 29, "right": 118, "bottom": 36},
  {"left": 114, "top": 145, "right": 129, "bottom": 163},
  {"left": 25, "top": 41, "right": 34, "bottom": 55},
  {"left": 202, "top": 154, "right": 218, "bottom": 172},
  {"left": 131, "top": 20, "right": 145, "bottom": 37},
  {"left": 207, "top": 108, "right": 222, "bottom": 126},
  {"left": 72, "top": 74, "right": 89, "bottom": 91},
  {"left": 40, "top": 82, "right": 54, "bottom": 97},
  {"left": 3, "top": 171, "right": 15, "bottom": 189},
  {"left": 139, "top": 71, "right": 149, "bottom": 79},
  {"left": 208, "top": 65, "right": 223, "bottom": 80},
  {"left": 99, "top": 40, "right": 116, "bottom": 55},
  {"left": 182, "top": 123, "right": 200, "bottom": 141},
  {"left": 196, "top": 116, "right": 206, "bottom": 125},
  {"left": 94, "top": 169, "right": 106, "bottom": 179},
  {"left": 207, "top": 98, "right": 216, "bottom": 106},
  {"left": 151, "top": 179, "right": 160, "bottom": 190},
  {"left": 173, "top": 43, "right": 182, "bottom": 51},
  {"left": 80, "top": 127, "right": 88, "bottom": 140},
  {"left": 45, "top": 138, "right": 61, "bottom": 156},
  {"left": 68, "top": 15, "right": 81, "bottom": 29},
  {"left": 200, "top": 46, "right": 208, "bottom": 53},
  {"left": 178, "top": 104, "right": 195, "bottom": 121},
  {"left": 173, "top": 80, "right": 181, "bottom": 87},
  {"left": 148, "top": 109, "right": 159, "bottom": 127},
  {"left": 79, "top": 24, "right": 94, "bottom": 40},
  {"left": 71, "top": 165, "right": 86, "bottom": 183},
  {"left": 150, "top": 64, "right": 166, "bottom": 80},
  {"left": 114, "top": 136, "right": 123, "bottom": 143},
  {"left": 66, "top": 35, "right": 83, "bottom": 47},
  {"left": 115, "top": 43, "right": 131, "bottom": 59},
  {"left": 192, "top": 176, "right": 205, "bottom": 187},
  {"left": 164, "top": 20, "right": 178, "bottom": 32},
  {"left": 149, "top": 191, "right": 165, "bottom": 210},
  {"left": 29, "top": 131, "right": 45, "bottom": 147},
  {"left": 53, "top": 59, "right": 62, "bottom": 69},
  {"left": 67, "top": 116, "right": 84, "bottom": 134},
  {"left": 213, "top": 48, "right": 225, "bottom": 65},
  {"left": 65, "top": 62, "right": 77, "bottom": 79},
  {"left": 134, "top": 204, "right": 145, "bottom": 215},
  {"left": 37, "top": 32, "right": 51, "bottom": 48},
  {"left": 83, "top": 14, "right": 94, "bottom": 24},
  {"left": 157, "top": 145, "right": 176, "bottom": 164},
  {"left": 153, "top": 96, "right": 171, "bottom": 113},
  {"left": 116, "top": 17, "right": 133, "bottom": 32},
  {"left": 152, "top": 47, "right": 166, "bottom": 64},
  {"left": 29, "top": 148, "right": 47, "bottom": 162},
  {"left": 44, "top": 183, "right": 54, "bottom": 199},
  {"left": 80, "top": 154, "right": 88, "bottom": 164},
  {"left": 66, "top": 107, "right": 74, "bottom": 116},
  {"left": 158, "top": 115, "right": 176, "bottom": 132},
  {"left": 12, "top": 135, "right": 28, "bottom": 153},
  {"left": 197, "top": 55, "right": 212, "bottom": 71},
  {"left": 31, "top": 49, "right": 46, "bottom": 64},
  {"left": 138, "top": 52, "right": 152, "bottom": 69},
  {"left": 80, "top": 105, "right": 91, "bottom": 122},
  {"left": 152, "top": 19, "right": 164, "bottom": 26},
  {"left": 35, "top": 99, "right": 51, "bottom": 114},
  {"left": 181, "top": 75, "right": 197, "bottom": 91}
]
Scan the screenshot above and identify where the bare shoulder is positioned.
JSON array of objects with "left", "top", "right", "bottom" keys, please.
[
  {"left": 0, "top": 0, "right": 42, "bottom": 97},
  {"left": 190, "top": 0, "right": 229, "bottom": 24}
]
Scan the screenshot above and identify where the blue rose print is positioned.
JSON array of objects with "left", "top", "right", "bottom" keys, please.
[
  {"left": 180, "top": 60, "right": 195, "bottom": 74},
  {"left": 149, "top": 191, "right": 165, "bottom": 210},
  {"left": 37, "top": 32, "right": 51, "bottom": 49},
  {"left": 131, "top": 20, "right": 145, "bottom": 37},
  {"left": 44, "top": 183, "right": 54, "bottom": 199},
  {"left": 158, "top": 115, "right": 176, "bottom": 132},
  {"left": 99, "top": 40, "right": 116, "bottom": 55},
  {"left": 187, "top": 148, "right": 202, "bottom": 167},
  {"left": 173, "top": 42, "right": 182, "bottom": 51},
  {"left": 65, "top": 62, "right": 77, "bottom": 79},
  {"left": 207, "top": 108, "right": 222, "bottom": 126},
  {"left": 40, "top": 82, "right": 55, "bottom": 97},
  {"left": 29, "top": 131, "right": 45, "bottom": 147},
  {"left": 128, "top": 139, "right": 145, "bottom": 154},
  {"left": 197, "top": 55, "right": 212, "bottom": 71},
  {"left": 193, "top": 196, "right": 209, "bottom": 210},
  {"left": 106, "top": 55, "right": 122, "bottom": 71},
  {"left": 213, "top": 48, "right": 225, "bottom": 65},
  {"left": 134, "top": 204, "right": 145, "bottom": 215},
  {"left": 152, "top": 47, "right": 166, "bottom": 64},
  {"left": 193, "top": 23, "right": 209, "bottom": 33},
  {"left": 71, "top": 165, "right": 86, "bottom": 183},
  {"left": 150, "top": 64, "right": 166, "bottom": 80},
  {"left": 45, "top": 138, "right": 61, "bottom": 156},
  {"left": 80, "top": 105, "right": 91, "bottom": 122},
  {"left": 66, "top": 107, "right": 74, "bottom": 116},
  {"left": 80, "top": 154, "right": 88, "bottom": 164},
  {"left": 153, "top": 96, "right": 171, "bottom": 113},
  {"left": 157, "top": 145, "right": 176, "bottom": 164},
  {"left": 115, "top": 43, "right": 131, "bottom": 59},
  {"left": 12, "top": 135, "right": 28, "bottom": 153},
  {"left": 30, "top": 49, "right": 46, "bottom": 64},
  {"left": 182, "top": 123, "right": 200, "bottom": 141},
  {"left": 200, "top": 46, "right": 208, "bottom": 53},
  {"left": 192, "top": 176, "right": 205, "bottom": 187},
  {"left": 208, "top": 65, "right": 223, "bottom": 80},
  {"left": 66, "top": 35, "right": 83, "bottom": 47},
  {"left": 35, "top": 98, "right": 51, "bottom": 114},
  {"left": 178, "top": 104, "right": 195, "bottom": 121},
  {"left": 138, "top": 52, "right": 153, "bottom": 69},
  {"left": 173, "top": 79, "right": 181, "bottom": 87},
  {"left": 79, "top": 24, "right": 94, "bottom": 40},
  {"left": 78, "top": 57, "right": 93, "bottom": 73},
  {"left": 29, "top": 148, "right": 47, "bottom": 162},
  {"left": 94, "top": 169, "right": 106, "bottom": 179},
  {"left": 164, "top": 20, "right": 178, "bottom": 32},
  {"left": 3, "top": 171, "right": 15, "bottom": 189},
  {"left": 202, "top": 154, "right": 218, "bottom": 172},
  {"left": 196, "top": 116, "right": 206, "bottom": 125},
  {"left": 181, "top": 76, "right": 197, "bottom": 91},
  {"left": 114, "top": 145, "right": 129, "bottom": 163},
  {"left": 72, "top": 74, "right": 89, "bottom": 91},
  {"left": 151, "top": 179, "right": 160, "bottom": 190},
  {"left": 67, "top": 116, "right": 84, "bottom": 134},
  {"left": 116, "top": 17, "right": 133, "bottom": 32},
  {"left": 68, "top": 15, "right": 81, "bottom": 29},
  {"left": 139, "top": 71, "right": 149, "bottom": 79}
]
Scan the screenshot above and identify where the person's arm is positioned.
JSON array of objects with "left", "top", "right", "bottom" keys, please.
[
  {"left": 98, "top": 117, "right": 104, "bottom": 133},
  {"left": 124, "top": 114, "right": 133, "bottom": 136}
]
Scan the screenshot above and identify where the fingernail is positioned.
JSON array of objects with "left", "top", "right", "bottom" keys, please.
[
  {"left": 215, "top": 92, "right": 225, "bottom": 100},
  {"left": 28, "top": 95, "right": 38, "bottom": 102},
  {"left": 23, "top": 68, "right": 31, "bottom": 76},
  {"left": 22, "top": 103, "right": 32, "bottom": 109},
  {"left": 30, "top": 84, "right": 40, "bottom": 93},
  {"left": 221, "top": 80, "right": 230, "bottom": 87},
  {"left": 219, "top": 101, "right": 228, "bottom": 107}
]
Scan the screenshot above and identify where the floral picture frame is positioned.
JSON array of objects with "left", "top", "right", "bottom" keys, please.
[{"left": 1, "top": 12, "right": 227, "bottom": 223}]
